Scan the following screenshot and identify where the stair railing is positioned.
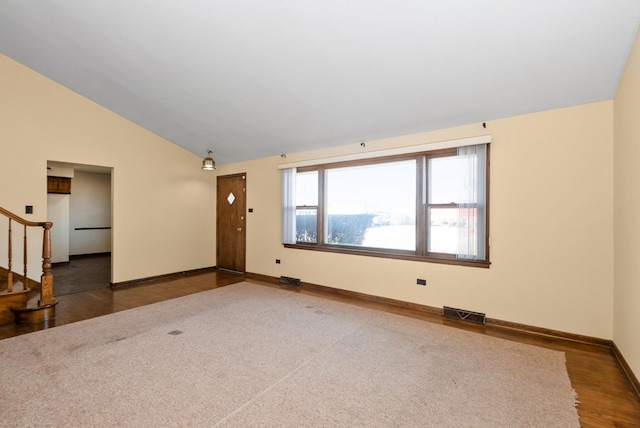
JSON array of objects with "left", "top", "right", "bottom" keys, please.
[{"left": 1, "top": 207, "right": 55, "bottom": 306}]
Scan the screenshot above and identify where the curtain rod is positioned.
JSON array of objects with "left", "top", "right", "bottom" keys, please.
[{"left": 277, "top": 135, "right": 491, "bottom": 170}]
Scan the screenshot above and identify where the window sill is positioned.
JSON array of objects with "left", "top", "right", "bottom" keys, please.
[{"left": 283, "top": 243, "right": 491, "bottom": 268}]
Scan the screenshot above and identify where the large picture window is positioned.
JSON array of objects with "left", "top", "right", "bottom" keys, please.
[{"left": 281, "top": 142, "right": 489, "bottom": 267}]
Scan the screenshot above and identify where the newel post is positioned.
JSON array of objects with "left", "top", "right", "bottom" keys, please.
[{"left": 39, "top": 222, "right": 56, "bottom": 306}]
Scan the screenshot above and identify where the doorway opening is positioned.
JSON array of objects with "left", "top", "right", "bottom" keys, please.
[{"left": 47, "top": 161, "right": 113, "bottom": 296}]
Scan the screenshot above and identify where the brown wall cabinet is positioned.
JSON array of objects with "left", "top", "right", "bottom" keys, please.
[{"left": 47, "top": 176, "right": 71, "bottom": 194}]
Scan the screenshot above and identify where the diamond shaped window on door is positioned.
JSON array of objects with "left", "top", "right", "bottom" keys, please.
[{"left": 227, "top": 192, "right": 236, "bottom": 205}]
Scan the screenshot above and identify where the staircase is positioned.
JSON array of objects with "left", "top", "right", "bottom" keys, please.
[{"left": 0, "top": 207, "right": 57, "bottom": 326}]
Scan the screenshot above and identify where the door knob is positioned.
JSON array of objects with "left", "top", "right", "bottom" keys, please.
[{"left": 237, "top": 227, "right": 242, "bottom": 232}]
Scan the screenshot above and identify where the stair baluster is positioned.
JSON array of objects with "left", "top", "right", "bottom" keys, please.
[
  {"left": 7, "top": 218, "right": 12, "bottom": 292},
  {"left": 23, "top": 224, "right": 27, "bottom": 290}
]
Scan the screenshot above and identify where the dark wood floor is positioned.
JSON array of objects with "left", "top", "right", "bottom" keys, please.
[
  {"left": 0, "top": 261, "right": 638, "bottom": 427},
  {"left": 53, "top": 254, "right": 112, "bottom": 296}
]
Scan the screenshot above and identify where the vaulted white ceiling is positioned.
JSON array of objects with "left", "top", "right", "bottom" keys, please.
[{"left": 1, "top": 1, "right": 639, "bottom": 165}]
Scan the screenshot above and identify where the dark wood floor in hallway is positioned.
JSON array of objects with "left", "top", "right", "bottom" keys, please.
[
  {"left": 0, "top": 263, "right": 638, "bottom": 427},
  {"left": 53, "top": 254, "right": 112, "bottom": 296}
]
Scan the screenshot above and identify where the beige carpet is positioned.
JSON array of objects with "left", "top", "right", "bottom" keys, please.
[{"left": 0, "top": 282, "right": 579, "bottom": 427}]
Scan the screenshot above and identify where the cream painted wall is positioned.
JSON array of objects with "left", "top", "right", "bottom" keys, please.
[
  {"left": 217, "top": 101, "right": 615, "bottom": 339},
  {"left": 69, "top": 171, "right": 112, "bottom": 256},
  {"left": 614, "top": 29, "right": 640, "bottom": 381},
  {"left": 47, "top": 194, "right": 70, "bottom": 264},
  {"left": 0, "top": 54, "right": 216, "bottom": 283}
]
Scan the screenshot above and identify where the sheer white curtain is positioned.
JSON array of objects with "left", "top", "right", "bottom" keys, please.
[
  {"left": 281, "top": 168, "right": 297, "bottom": 244},
  {"left": 457, "top": 144, "right": 487, "bottom": 260}
]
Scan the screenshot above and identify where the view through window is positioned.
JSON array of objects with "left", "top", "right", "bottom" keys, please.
[{"left": 324, "top": 160, "right": 416, "bottom": 250}]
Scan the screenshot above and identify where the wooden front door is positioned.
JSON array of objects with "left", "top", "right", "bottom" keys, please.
[{"left": 217, "top": 173, "right": 246, "bottom": 273}]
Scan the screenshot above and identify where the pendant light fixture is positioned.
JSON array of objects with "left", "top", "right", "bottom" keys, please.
[{"left": 202, "top": 150, "right": 216, "bottom": 171}]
